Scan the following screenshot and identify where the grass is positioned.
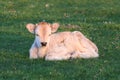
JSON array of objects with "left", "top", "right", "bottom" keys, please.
[{"left": 0, "top": 0, "right": 120, "bottom": 80}]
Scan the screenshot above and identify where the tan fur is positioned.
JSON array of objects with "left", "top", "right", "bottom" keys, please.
[{"left": 26, "top": 22, "right": 99, "bottom": 60}]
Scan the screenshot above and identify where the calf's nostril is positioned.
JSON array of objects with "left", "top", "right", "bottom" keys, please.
[{"left": 41, "top": 42, "right": 47, "bottom": 46}]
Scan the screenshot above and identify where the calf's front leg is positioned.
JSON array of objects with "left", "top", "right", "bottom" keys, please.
[
  {"left": 37, "top": 47, "right": 47, "bottom": 58},
  {"left": 29, "top": 47, "right": 38, "bottom": 59}
]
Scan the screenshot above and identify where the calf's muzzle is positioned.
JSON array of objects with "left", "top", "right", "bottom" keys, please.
[{"left": 41, "top": 42, "right": 47, "bottom": 46}]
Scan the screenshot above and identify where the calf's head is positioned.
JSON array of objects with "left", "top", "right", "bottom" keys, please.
[{"left": 26, "top": 22, "right": 59, "bottom": 47}]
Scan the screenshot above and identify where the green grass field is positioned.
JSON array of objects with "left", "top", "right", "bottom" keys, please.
[{"left": 0, "top": 0, "right": 120, "bottom": 80}]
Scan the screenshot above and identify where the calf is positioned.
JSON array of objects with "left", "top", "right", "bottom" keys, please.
[{"left": 26, "top": 22, "right": 99, "bottom": 60}]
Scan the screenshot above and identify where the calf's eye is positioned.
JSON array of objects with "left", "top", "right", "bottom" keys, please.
[{"left": 35, "top": 34, "right": 39, "bottom": 36}]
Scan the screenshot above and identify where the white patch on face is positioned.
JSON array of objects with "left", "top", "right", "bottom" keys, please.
[
  {"left": 35, "top": 36, "right": 41, "bottom": 48},
  {"left": 34, "top": 28, "right": 41, "bottom": 48}
]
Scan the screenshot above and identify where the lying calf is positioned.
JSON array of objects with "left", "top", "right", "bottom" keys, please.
[{"left": 26, "top": 22, "right": 99, "bottom": 60}]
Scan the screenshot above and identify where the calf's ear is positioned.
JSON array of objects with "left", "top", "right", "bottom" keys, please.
[
  {"left": 26, "top": 23, "right": 36, "bottom": 33},
  {"left": 51, "top": 23, "right": 60, "bottom": 33}
]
